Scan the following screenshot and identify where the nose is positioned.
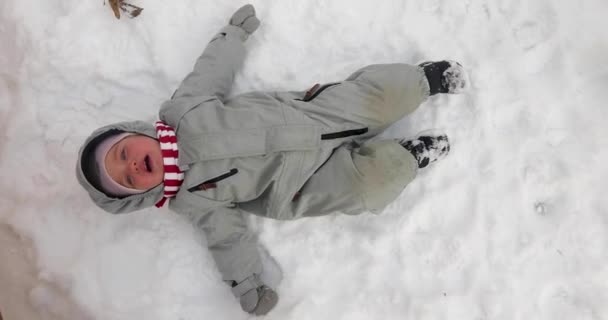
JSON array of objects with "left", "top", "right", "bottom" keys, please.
[{"left": 129, "top": 160, "right": 140, "bottom": 173}]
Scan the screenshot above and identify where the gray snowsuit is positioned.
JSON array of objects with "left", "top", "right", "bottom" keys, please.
[{"left": 76, "top": 4, "right": 430, "bottom": 313}]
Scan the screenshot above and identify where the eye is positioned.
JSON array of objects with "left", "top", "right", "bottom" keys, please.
[
  {"left": 126, "top": 175, "right": 134, "bottom": 187},
  {"left": 121, "top": 148, "right": 126, "bottom": 161}
]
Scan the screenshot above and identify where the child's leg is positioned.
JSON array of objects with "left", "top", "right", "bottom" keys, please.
[
  {"left": 287, "top": 63, "right": 430, "bottom": 136},
  {"left": 288, "top": 139, "right": 419, "bottom": 217}
]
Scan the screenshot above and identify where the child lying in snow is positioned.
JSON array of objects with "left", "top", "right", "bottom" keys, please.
[{"left": 76, "top": 4, "right": 467, "bottom": 316}]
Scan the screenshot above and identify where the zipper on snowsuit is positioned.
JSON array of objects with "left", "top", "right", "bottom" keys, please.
[
  {"left": 188, "top": 168, "right": 239, "bottom": 192},
  {"left": 321, "top": 128, "right": 369, "bottom": 140},
  {"left": 297, "top": 82, "right": 369, "bottom": 140},
  {"left": 296, "top": 82, "right": 340, "bottom": 102}
]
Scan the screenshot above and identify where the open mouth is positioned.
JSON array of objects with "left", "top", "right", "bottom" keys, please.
[{"left": 144, "top": 155, "right": 152, "bottom": 172}]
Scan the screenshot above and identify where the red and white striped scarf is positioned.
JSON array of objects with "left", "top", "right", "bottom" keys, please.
[{"left": 154, "top": 121, "right": 184, "bottom": 208}]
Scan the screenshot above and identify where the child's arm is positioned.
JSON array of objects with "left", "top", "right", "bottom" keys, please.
[
  {"left": 184, "top": 205, "right": 277, "bottom": 314},
  {"left": 191, "top": 206, "right": 262, "bottom": 284},
  {"left": 171, "top": 4, "right": 260, "bottom": 101}
]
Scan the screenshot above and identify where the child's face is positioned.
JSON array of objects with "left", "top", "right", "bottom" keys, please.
[{"left": 105, "top": 134, "right": 164, "bottom": 191}]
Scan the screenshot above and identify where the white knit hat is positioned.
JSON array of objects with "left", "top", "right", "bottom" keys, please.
[{"left": 94, "top": 132, "right": 145, "bottom": 197}]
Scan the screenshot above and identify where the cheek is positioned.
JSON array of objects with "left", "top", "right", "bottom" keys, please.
[
  {"left": 136, "top": 176, "right": 161, "bottom": 190},
  {"left": 144, "top": 170, "right": 164, "bottom": 188},
  {"left": 154, "top": 170, "right": 164, "bottom": 182}
]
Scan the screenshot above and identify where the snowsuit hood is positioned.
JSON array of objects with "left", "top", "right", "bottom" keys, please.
[{"left": 76, "top": 120, "right": 165, "bottom": 214}]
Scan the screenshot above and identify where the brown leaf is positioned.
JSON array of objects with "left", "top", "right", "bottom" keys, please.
[
  {"left": 130, "top": 7, "right": 143, "bottom": 18},
  {"left": 109, "top": 0, "right": 121, "bottom": 19},
  {"left": 121, "top": 2, "right": 144, "bottom": 19}
]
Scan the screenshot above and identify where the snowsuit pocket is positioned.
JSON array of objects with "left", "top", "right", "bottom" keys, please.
[
  {"left": 296, "top": 82, "right": 340, "bottom": 102},
  {"left": 188, "top": 168, "right": 239, "bottom": 192},
  {"left": 186, "top": 168, "right": 239, "bottom": 203}
]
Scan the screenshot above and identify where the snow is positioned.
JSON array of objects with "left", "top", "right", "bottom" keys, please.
[{"left": 1, "top": 0, "right": 608, "bottom": 319}]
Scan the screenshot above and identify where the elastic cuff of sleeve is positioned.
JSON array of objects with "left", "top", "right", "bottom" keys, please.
[{"left": 231, "top": 274, "right": 263, "bottom": 297}]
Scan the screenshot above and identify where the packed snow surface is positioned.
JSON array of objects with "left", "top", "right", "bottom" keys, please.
[{"left": 1, "top": 0, "right": 607, "bottom": 319}]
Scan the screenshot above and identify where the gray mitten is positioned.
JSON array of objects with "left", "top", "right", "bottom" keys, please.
[
  {"left": 232, "top": 275, "right": 278, "bottom": 316},
  {"left": 229, "top": 4, "right": 260, "bottom": 35}
]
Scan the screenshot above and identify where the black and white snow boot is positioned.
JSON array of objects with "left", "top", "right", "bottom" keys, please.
[
  {"left": 399, "top": 133, "right": 450, "bottom": 169},
  {"left": 418, "top": 60, "right": 468, "bottom": 95}
]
